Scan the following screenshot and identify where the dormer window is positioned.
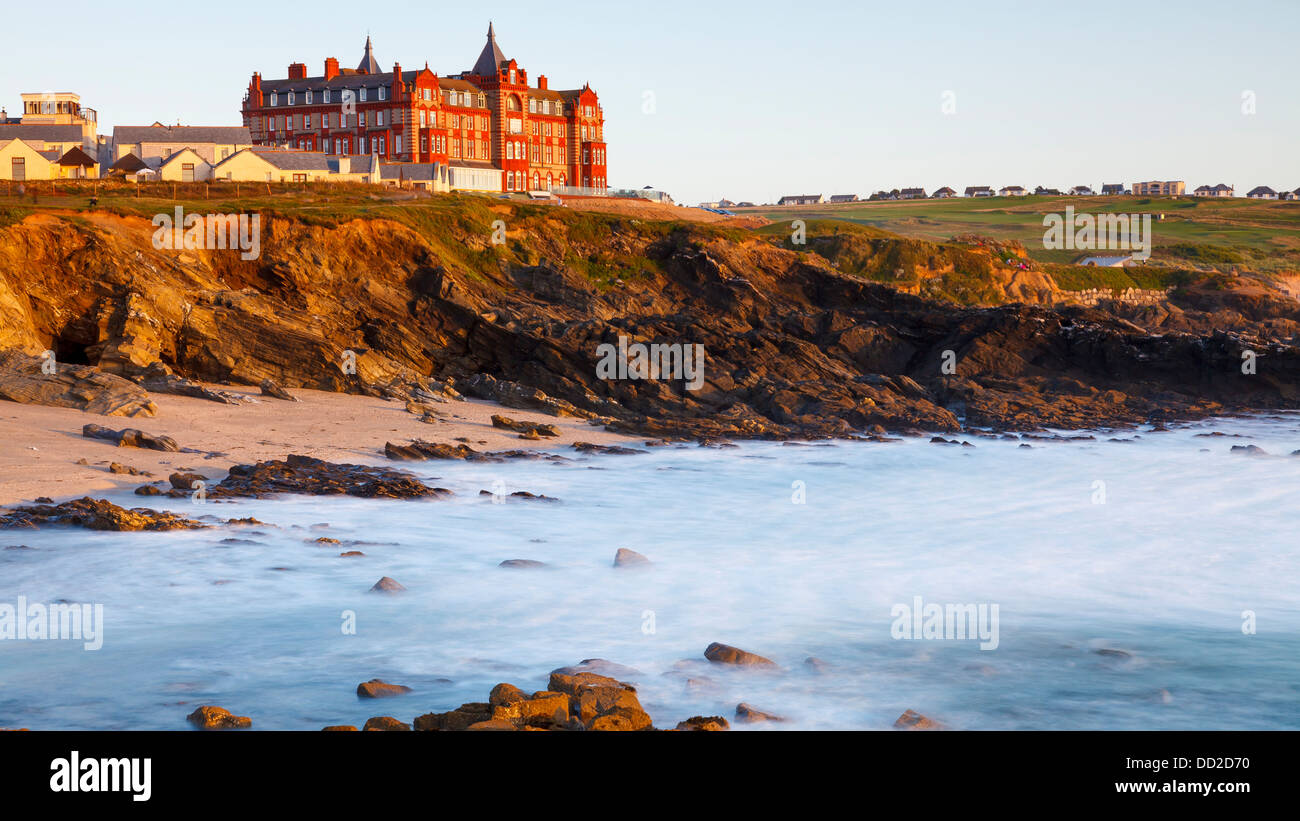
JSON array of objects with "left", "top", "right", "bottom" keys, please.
[
  {"left": 305, "top": 90, "right": 312, "bottom": 104},
  {"left": 287, "top": 92, "right": 295, "bottom": 105},
  {"left": 378, "top": 86, "right": 386, "bottom": 101},
  {"left": 323, "top": 89, "right": 330, "bottom": 104},
  {"left": 270, "top": 92, "right": 278, "bottom": 106},
  {"left": 360, "top": 88, "right": 368, "bottom": 102}
]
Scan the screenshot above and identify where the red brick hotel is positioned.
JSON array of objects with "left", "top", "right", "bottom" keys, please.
[{"left": 241, "top": 24, "right": 607, "bottom": 192}]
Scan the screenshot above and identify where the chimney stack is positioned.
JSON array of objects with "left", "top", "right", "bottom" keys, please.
[
  {"left": 324, "top": 57, "right": 339, "bottom": 81},
  {"left": 538, "top": 75, "right": 548, "bottom": 91},
  {"left": 288, "top": 62, "right": 307, "bottom": 80}
]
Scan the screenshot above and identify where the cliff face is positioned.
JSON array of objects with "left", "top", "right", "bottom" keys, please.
[{"left": 1, "top": 203, "right": 1298, "bottom": 436}]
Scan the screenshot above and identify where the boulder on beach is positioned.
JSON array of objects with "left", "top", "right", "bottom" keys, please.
[
  {"left": 369, "top": 577, "right": 406, "bottom": 594},
  {"left": 704, "top": 642, "right": 777, "bottom": 668},
  {"left": 676, "top": 716, "right": 730, "bottom": 731},
  {"left": 613, "top": 548, "right": 650, "bottom": 568},
  {"left": 82, "top": 423, "right": 178, "bottom": 452},
  {"left": 363, "top": 716, "right": 411, "bottom": 732},
  {"left": 735, "top": 703, "right": 786, "bottom": 723},
  {"left": 0, "top": 350, "right": 157, "bottom": 417},
  {"left": 547, "top": 671, "right": 653, "bottom": 731},
  {"left": 187, "top": 706, "right": 251, "bottom": 731},
  {"left": 259, "top": 378, "right": 299, "bottom": 402},
  {"left": 356, "top": 679, "right": 413, "bottom": 698},
  {"left": 169, "top": 471, "right": 206, "bottom": 490},
  {"left": 499, "top": 559, "right": 546, "bottom": 569},
  {"left": 0, "top": 497, "right": 206, "bottom": 532},
  {"left": 894, "top": 709, "right": 946, "bottom": 730},
  {"left": 218, "top": 454, "right": 449, "bottom": 499},
  {"left": 491, "top": 414, "right": 560, "bottom": 437},
  {"left": 322, "top": 725, "right": 359, "bottom": 732}
]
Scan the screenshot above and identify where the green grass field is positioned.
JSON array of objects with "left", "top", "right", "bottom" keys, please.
[{"left": 745, "top": 195, "right": 1300, "bottom": 272}]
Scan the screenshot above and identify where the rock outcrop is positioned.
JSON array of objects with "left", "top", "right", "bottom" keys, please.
[{"left": 2, "top": 206, "right": 1298, "bottom": 436}]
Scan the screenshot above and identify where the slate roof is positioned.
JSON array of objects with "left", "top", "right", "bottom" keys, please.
[
  {"left": 114, "top": 125, "right": 251, "bottom": 145},
  {"left": 57, "top": 146, "right": 97, "bottom": 166},
  {"left": 357, "top": 36, "right": 381, "bottom": 74},
  {"left": 109, "top": 153, "right": 149, "bottom": 172},
  {"left": 0, "top": 124, "right": 83, "bottom": 142},
  {"left": 470, "top": 23, "right": 507, "bottom": 76}
]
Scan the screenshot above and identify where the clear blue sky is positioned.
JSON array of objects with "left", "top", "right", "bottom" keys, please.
[{"left": 3, "top": 0, "right": 1296, "bottom": 204}]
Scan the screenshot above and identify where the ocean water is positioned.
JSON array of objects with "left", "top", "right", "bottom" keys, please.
[{"left": 2, "top": 416, "right": 1298, "bottom": 731}]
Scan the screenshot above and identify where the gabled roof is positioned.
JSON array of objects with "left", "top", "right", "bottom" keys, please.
[
  {"left": 158, "top": 147, "right": 208, "bottom": 169},
  {"left": 471, "top": 22, "right": 507, "bottom": 76},
  {"left": 249, "top": 148, "right": 333, "bottom": 171},
  {"left": 57, "top": 146, "right": 96, "bottom": 167},
  {"left": 1247, "top": 186, "right": 1276, "bottom": 195},
  {"left": 380, "top": 162, "right": 442, "bottom": 181},
  {"left": 109, "top": 152, "right": 149, "bottom": 172},
  {"left": 357, "top": 36, "right": 381, "bottom": 74},
  {"left": 114, "top": 125, "right": 252, "bottom": 145},
  {"left": 0, "top": 123, "right": 83, "bottom": 143}
]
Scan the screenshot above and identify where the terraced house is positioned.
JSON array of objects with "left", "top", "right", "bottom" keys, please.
[{"left": 240, "top": 25, "right": 607, "bottom": 193}]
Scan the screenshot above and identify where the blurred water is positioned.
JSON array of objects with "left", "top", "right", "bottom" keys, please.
[{"left": 1, "top": 416, "right": 1298, "bottom": 730}]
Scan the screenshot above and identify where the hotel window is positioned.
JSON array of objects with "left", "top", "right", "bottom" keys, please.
[
  {"left": 422, "top": 88, "right": 430, "bottom": 101},
  {"left": 305, "top": 91, "right": 313, "bottom": 104},
  {"left": 378, "top": 86, "right": 386, "bottom": 101},
  {"left": 377, "top": 111, "right": 384, "bottom": 127},
  {"left": 420, "top": 135, "right": 426, "bottom": 152},
  {"left": 360, "top": 88, "right": 367, "bottom": 102},
  {"left": 377, "top": 136, "right": 385, "bottom": 155},
  {"left": 288, "top": 92, "right": 295, "bottom": 105},
  {"left": 270, "top": 93, "right": 278, "bottom": 106},
  {"left": 323, "top": 137, "right": 331, "bottom": 152},
  {"left": 305, "top": 115, "right": 312, "bottom": 129},
  {"left": 324, "top": 89, "right": 330, "bottom": 104},
  {"left": 419, "top": 110, "right": 425, "bottom": 127},
  {"left": 544, "top": 145, "right": 551, "bottom": 164},
  {"left": 528, "top": 100, "right": 536, "bottom": 113},
  {"left": 359, "top": 136, "right": 367, "bottom": 153},
  {"left": 359, "top": 113, "right": 366, "bottom": 127}
]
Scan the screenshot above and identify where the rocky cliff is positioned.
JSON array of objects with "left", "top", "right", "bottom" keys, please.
[{"left": 2, "top": 201, "right": 1298, "bottom": 437}]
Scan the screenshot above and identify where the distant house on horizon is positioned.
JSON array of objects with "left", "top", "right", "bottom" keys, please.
[
  {"left": 931, "top": 186, "right": 956, "bottom": 198},
  {"left": 828, "top": 194, "right": 859, "bottom": 203},
  {"left": 899, "top": 187, "right": 926, "bottom": 199},
  {"left": 1194, "top": 183, "right": 1234, "bottom": 197},
  {"left": 1246, "top": 186, "right": 1277, "bottom": 199},
  {"left": 998, "top": 185, "right": 1027, "bottom": 196},
  {"left": 1034, "top": 186, "right": 1062, "bottom": 196},
  {"left": 777, "top": 194, "right": 823, "bottom": 206},
  {"left": 1068, "top": 185, "right": 1095, "bottom": 196},
  {"left": 965, "top": 186, "right": 994, "bottom": 197},
  {"left": 1132, "top": 180, "right": 1186, "bottom": 196},
  {"left": 1101, "top": 183, "right": 1126, "bottom": 196},
  {"left": 1078, "top": 254, "right": 1136, "bottom": 267}
]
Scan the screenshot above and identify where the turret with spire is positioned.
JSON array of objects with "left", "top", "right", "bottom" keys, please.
[
  {"left": 471, "top": 22, "right": 507, "bottom": 76},
  {"left": 357, "top": 35, "right": 380, "bottom": 74}
]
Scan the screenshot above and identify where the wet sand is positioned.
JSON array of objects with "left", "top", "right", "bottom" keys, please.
[{"left": 0, "top": 386, "right": 640, "bottom": 507}]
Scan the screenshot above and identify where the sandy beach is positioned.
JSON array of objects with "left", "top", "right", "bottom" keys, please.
[{"left": 0, "top": 387, "right": 640, "bottom": 507}]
